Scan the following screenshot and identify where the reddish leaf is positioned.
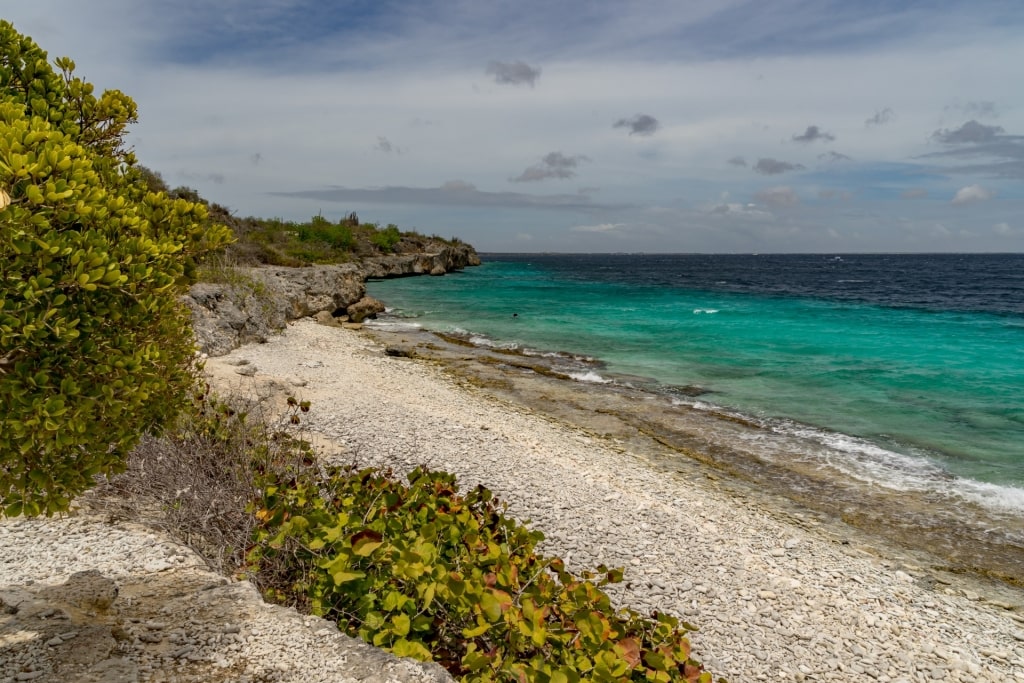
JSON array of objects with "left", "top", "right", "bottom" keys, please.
[{"left": 614, "top": 637, "right": 642, "bottom": 668}]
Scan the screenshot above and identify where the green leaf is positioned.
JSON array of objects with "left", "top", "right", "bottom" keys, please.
[
  {"left": 351, "top": 529, "right": 384, "bottom": 557},
  {"left": 391, "top": 613, "right": 410, "bottom": 637},
  {"left": 479, "top": 590, "right": 502, "bottom": 622},
  {"left": 462, "top": 647, "right": 493, "bottom": 673},
  {"left": 331, "top": 569, "right": 365, "bottom": 585},
  {"left": 462, "top": 621, "right": 490, "bottom": 638},
  {"left": 391, "top": 638, "right": 432, "bottom": 662}
]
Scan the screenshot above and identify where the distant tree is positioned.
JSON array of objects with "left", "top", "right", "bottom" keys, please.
[
  {"left": 133, "top": 165, "right": 169, "bottom": 194},
  {"left": 169, "top": 186, "right": 199, "bottom": 202},
  {"left": 0, "top": 21, "right": 232, "bottom": 515}
]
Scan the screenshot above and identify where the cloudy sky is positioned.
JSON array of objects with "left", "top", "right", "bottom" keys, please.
[{"left": 7, "top": 1, "right": 1024, "bottom": 252}]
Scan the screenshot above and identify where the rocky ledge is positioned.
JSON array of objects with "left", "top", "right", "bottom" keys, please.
[
  {"left": 185, "top": 245, "right": 479, "bottom": 357},
  {"left": 0, "top": 515, "right": 453, "bottom": 683}
]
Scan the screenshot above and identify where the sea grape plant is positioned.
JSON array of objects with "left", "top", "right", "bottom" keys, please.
[
  {"left": 248, "top": 465, "right": 716, "bottom": 682},
  {"left": 0, "top": 21, "right": 232, "bottom": 515}
]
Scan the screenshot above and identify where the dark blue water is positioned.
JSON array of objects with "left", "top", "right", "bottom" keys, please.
[{"left": 367, "top": 253, "right": 1024, "bottom": 515}]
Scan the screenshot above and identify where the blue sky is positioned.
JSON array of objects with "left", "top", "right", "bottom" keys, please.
[{"left": 6, "top": 1, "right": 1024, "bottom": 252}]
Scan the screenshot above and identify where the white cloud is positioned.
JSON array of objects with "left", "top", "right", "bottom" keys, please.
[
  {"left": 706, "top": 200, "right": 773, "bottom": 220},
  {"left": 950, "top": 184, "right": 995, "bottom": 205}
]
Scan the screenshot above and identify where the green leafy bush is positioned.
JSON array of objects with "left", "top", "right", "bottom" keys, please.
[
  {"left": 248, "top": 466, "right": 716, "bottom": 682},
  {"left": 369, "top": 223, "right": 402, "bottom": 252},
  {"left": 297, "top": 214, "right": 355, "bottom": 251},
  {"left": 0, "top": 22, "right": 232, "bottom": 515}
]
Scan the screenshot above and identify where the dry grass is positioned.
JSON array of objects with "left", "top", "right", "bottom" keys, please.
[{"left": 82, "top": 386, "right": 316, "bottom": 575}]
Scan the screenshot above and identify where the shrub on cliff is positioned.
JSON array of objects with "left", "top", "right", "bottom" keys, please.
[
  {"left": 0, "top": 22, "right": 232, "bottom": 516},
  {"left": 369, "top": 223, "right": 402, "bottom": 253}
]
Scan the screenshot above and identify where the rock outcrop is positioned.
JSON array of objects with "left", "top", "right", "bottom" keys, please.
[
  {"left": 185, "top": 244, "right": 479, "bottom": 356},
  {"left": 346, "top": 296, "right": 386, "bottom": 324},
  {"left": 360, "top": 245, "right": 481, "bottom": 278},
  {"left": 185, "top": 281, "right": 288, "bottom": 357},
  {"left": 1, "top": 517, "right": 455, "bottom": 683}
]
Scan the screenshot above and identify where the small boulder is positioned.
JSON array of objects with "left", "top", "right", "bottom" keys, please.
[
  {"left": 313, "top": 310, "right": 343, "bottom": 328},
  {"left": 347, "top": 296, "right": 385, "bottom": 323},
  {"left": 385, "top": 346, "right": 413, "bottom": 358}
]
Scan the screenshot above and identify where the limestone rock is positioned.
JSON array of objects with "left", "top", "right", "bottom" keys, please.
[
  {"left": 360, "top": 244, "right": 480, "bottom": 278},
  {"left": 186, "top": 264, "right": 364, "bottom": 356},
  {"left": 347, "top": 296, "right": 386, "bottom": 323},
  {"left": 42, "top": 570, "right": 118, "bottom": 612},
  {"left": 313, "top": 310, "right": 344, "bottom": 327},
  {"left": 186, "top": 245, "right": 478, "bottom": 356},
  {"left": 245, "top": 264, "right": 365, "bottom": 321},
  {"left": 185, "top": 282, "right": 283, "bottom": 357}
]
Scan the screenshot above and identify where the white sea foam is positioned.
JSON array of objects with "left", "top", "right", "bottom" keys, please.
[
  {"left": 569, "top": 371, "right": 612, "bottom": 384},
  {"left": 753, "top": 421, "right": 1024, "bottom": 516},
  {"left": 363, "top": 320, "right": 423, "bottom": 332},
  {"left": 693, "top": 308, "right": 720, "bottom": 314},
  {"left": 469, "top": 335, "right": 519, "bottom": 350}
]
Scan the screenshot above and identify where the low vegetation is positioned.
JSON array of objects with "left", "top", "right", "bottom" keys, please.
[
  {"left": 207, "top": 205, "right": 467, "bottom": 267},
  {"left": 251, "top": 462, "right": 714, "bottom": 682},
  {"left": 91, "top": 390, "right": 717, "bottom": 682}
]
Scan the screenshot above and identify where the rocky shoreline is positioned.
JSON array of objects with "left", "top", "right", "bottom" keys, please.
[
  {"left": 186, "top": 245, "right": 480, "bottom": 357},
  {"left": 199, "top": 320, "right": 1024, "bottom": 682}
]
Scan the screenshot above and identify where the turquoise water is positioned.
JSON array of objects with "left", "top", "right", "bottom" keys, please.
[{"left": 366, "top": 255, "right": 1024, "bottom": 512}]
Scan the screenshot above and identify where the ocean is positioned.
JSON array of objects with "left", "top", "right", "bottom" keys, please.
[{"left": 366, "top": 253, "right": 1024, "bottom": 579}]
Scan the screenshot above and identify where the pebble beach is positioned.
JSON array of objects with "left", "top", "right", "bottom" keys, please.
[{"left": 204, "top": 319, "right": 1024, "bottom": 682}]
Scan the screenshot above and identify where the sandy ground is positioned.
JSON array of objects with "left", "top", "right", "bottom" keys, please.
[{"left": 201, "top": 319, "right": 1024, "bottom": 683}]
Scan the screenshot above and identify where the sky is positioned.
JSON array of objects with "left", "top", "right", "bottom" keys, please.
[{"left": 5, "top": 1, "right": 1024, "bottom": 253}]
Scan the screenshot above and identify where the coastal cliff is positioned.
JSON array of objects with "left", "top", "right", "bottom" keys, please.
[{"left": 185, "top": 244, "right": 480, "bottom": 356}]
